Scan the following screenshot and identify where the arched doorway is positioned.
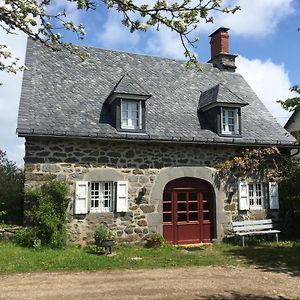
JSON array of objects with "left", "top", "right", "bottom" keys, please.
[{"left": 163, "top": 177, "right": 215, "bottom": 244}]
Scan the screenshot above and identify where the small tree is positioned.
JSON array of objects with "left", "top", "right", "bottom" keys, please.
[
  {"left": 23, "top": 179, "right": 70, "bottom": 248},
  {"left": 279, "top": 163, "right": 300, "bottom": 238},
  {"left": 0, "top": 150, "right": 24, "bottom": 224}
]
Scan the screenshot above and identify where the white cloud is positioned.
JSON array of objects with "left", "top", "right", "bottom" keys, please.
[
  {"left": 97, "top": 11, "right": 140, "bottom": 50},
  {"left": 0, "top": 28, "right": 27, "bottom": 166},
  {"left": 146, "top": 27, "right": 185, "bottom": 59},
  {"left": 236, "top": 55, "right": 293, "bottom": 126},
  {"left": 208, "top": 0, "right": 295, "bottom": 37},
  {"left": 47, "top": 0, "right": 83, "bottom": 24}
]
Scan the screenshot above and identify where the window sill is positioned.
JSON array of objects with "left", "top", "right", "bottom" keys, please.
[
  {"left": 219, "top": 133, "right": 242, "bottom": 138},
  {"left": 117, "top": 128, "right": 146, "bottom": 134}
]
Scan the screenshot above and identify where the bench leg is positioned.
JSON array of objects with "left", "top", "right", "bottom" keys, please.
[
  {"left": 275, "top": 233, "right": 278, "bottom": 243},
  {"left": 242, "top": 236, "right": 245, "bottom": 247}
]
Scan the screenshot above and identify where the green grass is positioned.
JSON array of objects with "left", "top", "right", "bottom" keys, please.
[{"left": 0, "top": 240, "right": 300, "bottom": 273}]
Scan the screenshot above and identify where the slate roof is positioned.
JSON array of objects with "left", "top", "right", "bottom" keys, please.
[
  {"left": 17, "top": 39, "right": 296, "bottom": 147},
  {"left": 110, "top": 73, "right": 151, "bottom": 96},
  {"left": 199, "top": 84, "right": 248, "bottom": 110}
]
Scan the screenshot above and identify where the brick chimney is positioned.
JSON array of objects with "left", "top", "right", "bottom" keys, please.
[{"left": 208, "top": 27, "right": 237, "bottom": 72}]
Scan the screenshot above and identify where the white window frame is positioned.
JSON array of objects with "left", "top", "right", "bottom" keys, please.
[
  {"left": 248, "top": 182, "right": 264, "bottom": 210},
  {"left": 121, "top": 99, "right": 142, "bottom": 130},
  {"left": 221, "top": 107, "right": 239, "bottom": 135},
  {"left": 90, "top": 181, "right": 114, "bottom": 213}
]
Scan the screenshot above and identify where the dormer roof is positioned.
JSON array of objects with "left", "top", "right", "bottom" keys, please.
[{"left": 199, "top": 84, "right": 248, "bottom": 111}]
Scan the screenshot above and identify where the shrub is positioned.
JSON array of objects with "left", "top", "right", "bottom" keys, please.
[
  {"left": 279, "top": 163, "right": 300, "bottom": 238},
  {"left": 15, "top": 227, "right": 36, "bottom": 247},
  {"left": 0, "top": 150, "right": 24, "bottom": 224},
  {"left": 145, "top": 232, "right": 165, "bottom": 247},
  {"left": 94, "top": 225, "right": 115, "bottom": 245},
  {"left": 23, "top": 180, "right": 69, "bottom": 249}
]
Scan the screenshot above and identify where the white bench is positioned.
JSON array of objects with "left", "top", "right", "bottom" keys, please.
[{"left": 232, "top": 219, "right": 280, "bottom": 247}]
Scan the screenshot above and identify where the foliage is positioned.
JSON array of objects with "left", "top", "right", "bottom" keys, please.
[
  {"left": 21, "top": 180, "right": 69, "bottom": 249},
  {"left": 0, "top": 150, "right": 24, "bottom": 224},
  {"left": 277, "top": 85, "right": 300, "bottom": 112},
  {"left": 94, "top": 225, "right": 116, "bottom": 244},
  {"left": 1, "top": 240, "right": 300, "bottom": 273},
  {"left": 218, "top": 146, "right": 285, "bottom": 181},
  {"left": 278, "top": 163, "right": 300, "bottom": 238},
  {"left": 146, "top": 232, "right": 164, "bottom": 242},
  {"left": 0, "top": 0, "right": 240, "bottom": 75},
  {"left": 14, "top": 227, "right": 36, "bottom": 247}
]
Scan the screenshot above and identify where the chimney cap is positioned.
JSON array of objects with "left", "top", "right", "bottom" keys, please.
[{"left": 209, "top": 27, "right": 229, "bottom": 38}]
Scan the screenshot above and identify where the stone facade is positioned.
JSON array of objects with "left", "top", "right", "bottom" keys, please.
[{"left": 24, "top": 137, "right": 274, "bottom": 245}]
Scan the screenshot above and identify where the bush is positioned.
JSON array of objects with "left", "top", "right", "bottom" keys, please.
[
  {"left": 22, "top": 180, "right": 69, "bottom": 249},
  {"left": 145, "top": 232, "right": 165, "bottom": 247},
  {"left": 15, "top": 227, "right": 36, "bottom": 247},
  {"left": 0, "top": 150, "right": 24, "bottom": 224},
  {"left": 94, "top": 225, "right": 115, "bottom": 245},
  {"left": 279, "top": 163, "right": 300, "bottom": 238}
]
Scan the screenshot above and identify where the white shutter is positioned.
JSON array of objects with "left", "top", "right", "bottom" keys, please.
[
  {"left": 269, "top": 182, "right": 279, "bottom": 209},
  {"left": 75, "top": 181, "right": 89, "bottom": 214},
  {"left": 238, "top": 181, "right": 249, "bottom": 210},
  {"left": 116, "top": 181, "right": 128, "bottom": 212}
]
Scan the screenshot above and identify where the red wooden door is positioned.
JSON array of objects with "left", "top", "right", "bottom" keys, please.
[{"left": 163, "top": 178, "right": 214, "bottom": 244}]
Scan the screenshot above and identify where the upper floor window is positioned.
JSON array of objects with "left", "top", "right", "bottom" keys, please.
[
  {"left": 121, "top": 99, "right": 142, "bottom": 130},
  {"left": 221, "top": 108, "right": 240, "bottom": 135}
]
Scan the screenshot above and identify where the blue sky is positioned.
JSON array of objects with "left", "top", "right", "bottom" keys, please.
[{"left": 0, "top": 0, "right": 299, "bottom": 166}]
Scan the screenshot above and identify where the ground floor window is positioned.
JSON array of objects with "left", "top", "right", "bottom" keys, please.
[
  {"left": 75, "top": 180, "right": 128, "bottom": 214},
  {"left": 238, "top": 181, "right": 279, "bottom": 211},
  {"left": 90, "top": 182, "right": 113, "bottom": 212},
  {"left": 249, "top": 183, "right": 264, "bottom": 209}
]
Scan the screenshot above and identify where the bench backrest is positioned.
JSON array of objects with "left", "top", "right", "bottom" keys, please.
[{"left": 232, "top": 219, "right": 274, "bottom": 233}]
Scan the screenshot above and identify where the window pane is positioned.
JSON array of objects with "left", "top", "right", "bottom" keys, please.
[
  {"left": 163, "top": 213, "right": 172, "bottom": 222},
  {"left": 178, "top": 213, "right": 187, "bottom": 222},
  {"left": 121, "top": 100, "right": 141, "bottom": 129},
  {"left": 163, "top": 203, "right": 172, "bottom": 212},
  {"left": 189, "top": 212, "right": 198, "bottom": 221},
  {"left": 203, "top": 201, "right": 210, "bottom": 211},
  {"left": 189, "top": 202, "right": 198, "bottom": 211},
  {"left": 189, "top": 192, "right": 197, "bottom": 201},
  {"left": 163, "top": 193, "right": 171, "bottom": 201},
  {"left": 177, "top": 192, "right": 186, "bottom": 201},
  {"left": 178, "top": 202, "right": 186, "bottom": 211},
  {"left": 203, "top": 212, "right": 210, "bottom": 220}
]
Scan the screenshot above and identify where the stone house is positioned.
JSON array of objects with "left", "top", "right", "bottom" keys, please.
[
  {"left": 17, "top": 28, "right": 296, "bottom": 245},
  {"left": 284, "top": 109, "right": 300, "bottom": 161}
]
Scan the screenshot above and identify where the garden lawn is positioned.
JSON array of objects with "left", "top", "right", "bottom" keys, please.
[{"left": 0, "top": 241, "right": 300, "bottom": 273}]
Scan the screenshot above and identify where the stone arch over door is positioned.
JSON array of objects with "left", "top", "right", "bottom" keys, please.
[{"left": 149, "top": 167, "right": 228, "bottom": 241}]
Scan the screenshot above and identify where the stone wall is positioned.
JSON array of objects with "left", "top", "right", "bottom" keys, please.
[
  {"left": 24, "top": 137, "right": 274, "bottom": 245},
  {"left": 0, "top": 226, "right": 20, "bottom": 241}
]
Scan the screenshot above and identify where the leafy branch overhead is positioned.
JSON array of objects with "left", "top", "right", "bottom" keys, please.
[
  {"left": 218, "top": 147, "right": 289, "bottom": 182},
  {"left": 277, "top": 85, "right": 300, "bottom": 112},
  {"left": 0, "top": 0, "right": 240, "bottom": 74}
]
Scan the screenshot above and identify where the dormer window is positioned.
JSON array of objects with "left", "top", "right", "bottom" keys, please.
[
  {"left": 221, "top": 107, "right": 240, "bottom": 135},
  {"left": 104, "top": 73, "right": 151, "bottom": 133},
  {"left": 198, "top": 84, "right": 248, "bottom": 137},
  {"left": 121, "top": 99, "right": 142, "bottom": 130}
]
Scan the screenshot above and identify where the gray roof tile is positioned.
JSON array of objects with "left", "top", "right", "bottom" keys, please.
[
  {"left": 17, "top": 39, "right": 296, "bottom": 146},
  {"left": 112, "top": 73, "right": 151, "bottom": 96},
  {"left": 199, "top": 83, "right": 248, "bottom": 110}
]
